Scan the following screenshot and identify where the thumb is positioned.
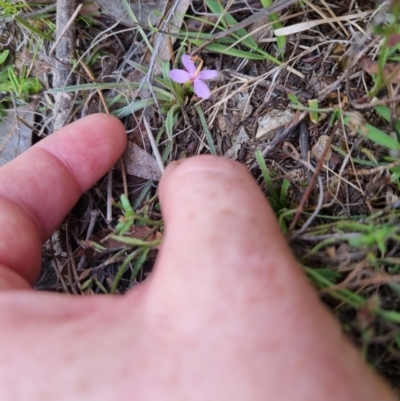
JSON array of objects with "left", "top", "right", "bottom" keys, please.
[
  {"left": 141, "top": 155, "right": 394, "bottom": 401},
  {"left": 150, "top": 155, "right": 311, "bottom": 305}
]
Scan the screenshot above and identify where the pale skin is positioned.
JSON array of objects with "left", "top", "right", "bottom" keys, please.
[{"left": 0, "top": 114, "right": 396, "bottom": 400}]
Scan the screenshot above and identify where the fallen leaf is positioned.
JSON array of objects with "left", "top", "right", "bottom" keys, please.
[
  {"left": 217, "top": 113, "right": 235, "bottom": 135},
  {"left": 80, "top": 1, "right": 100, "bottom": 17},
  {"left": 91, "top": 228, "right": 120, "bottom": 249},
  {"left": 256, "top": 109, "right": 294, "bottom": 140},
  {"left": 224, "top": 126, "right": 249, "bottom": 160},
  {"left": 359, "top": 57, "right": 400, "bottom": 83},
  {"left": 121, "top": 140, "right": 161, "bottom": 181},
  {"left": 128, "top": 226, "right": 162, "bottom": 243},
  {"left": 233, "top": 92, "right": 253, "bottom": 120},
  {"left": 0, "top": 106, "right": 33, "bottom": 167},
  {"left": 311, "top": 135, "right": 332, "bottom": 164}
]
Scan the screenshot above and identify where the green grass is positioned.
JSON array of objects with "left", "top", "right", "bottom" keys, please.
[{"left": 256, "top": 150, "right": 291, "bottom": 232}]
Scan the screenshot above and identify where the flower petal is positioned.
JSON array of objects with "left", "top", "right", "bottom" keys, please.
[
  {"left": 182, "top": 55, "right": 196, "bottom": 74},
  {"left": 169, "top": 69, "right": 191, "bottom": 83},
  {"left": 194, "top": 79, "right": 211, "bottom": 99},
  {"left": 197, "top": 69, "right": 218, "bottom": 80}
]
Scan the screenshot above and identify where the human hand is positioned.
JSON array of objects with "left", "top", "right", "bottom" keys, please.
[{"left": 0, "top": 114, "right": 395, "bottom": 400}]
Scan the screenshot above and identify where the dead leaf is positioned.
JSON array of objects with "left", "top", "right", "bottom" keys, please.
[
  {"left": 233, "top": 92, "right": 253, "bottom": 120},
  {"left": 286, "top": 168, "right": 303, "bottom": 184},
  {"left": 128, "top": 226, "right": 162, "bottom": 242},
  {"left": 217, "top": 113, "right": 235, "bottom": 135},
  {"left": 0, "top": 107, "right": 33, "bottom": 167},
  {"left": 151, "top": 0, "right": 192, "bottom": 68},
  {"left": 80, "top": 1, "right": 100, "bottom": 17},
  {"left": 359, "top": 57, "right": 400, "bottom": 83},
  {"left": 121, "top": 140, "right": 161, "bottom": 181},
  {"left": 224, "top": 126, "right": 249, "bottom": 160},
  {"left": 311, "top": 135, "right": 332, "bottom": 164},
  {"left": 256, "top": 109, "right": 294, "bottom": 140},
  {"left": 91, "top": 228, "right": 120, "bottom": 249}
]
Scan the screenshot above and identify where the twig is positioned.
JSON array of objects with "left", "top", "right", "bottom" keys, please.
[
  {"left": 77, "top": 58, "right": 129, "bottom": 214},
  {"left": 223, "top": 69, "right": 301, "bottom": 94},
  {"left": 351, "top": 159, "right": 400, "bottom": 176},
  {"left": 120, "top": 157, "right": 128, "bottom": 198},
  {"left": 77, "top": 209, "right": 100, "bottom": 271},
  {"left": 77, "top": 57, "right": 109, "bottom": 112},
  {"left": 65, "top": 221, "right": 81, "bottom": 294},
  {"left": 20, "top": 3, "right": 57, "bottom": 19},
  {"left": 50, "top": 4, "right": 82, "bottom": 56},
  {"left": 143, "top": 116, "right": 165, "bottom": 174},
  {"left": 282, "top": 147, "right": 324, "bottom": 238},
  {"left": 52, "top": 1, "right": 80, "bottom": 132},
  {"left": 106, "top": 170, "right": 113, "bottom": 223},
  {"left": 352, "top": 94, "right": 400, "bottom": 109},
  {"left": 298, "top": 120, "right": 310, "bottom": 178},
  {"left": 287, "top": 120, "right": 340, "bottom": 234},
  {"left": 49, "top": 236, "right": 70, "bottom": 294}
]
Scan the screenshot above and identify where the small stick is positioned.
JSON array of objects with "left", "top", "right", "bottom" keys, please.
[
  {"left": 250, "top": 111, "right": 308, "bottom": 170},
  {"left": 52, "top": 1, "right": 81, "bottom": 132},
  {"left": 282, "top": 149, "right": 324, "bottom": 239},
  {"left": 143, "top": 116, "right": 165, "bottom": 174},
  {"left": 65, "top": 221, "right": 81, "bottom": 294},
  {"left": 287, "top": 120, "right": 340, "bottom": 234},
  {"left": 78, "top": 58, "right": 129, "bottom": 214},
  {"left": 20, "top": 3, "right": 57, "bottom": 19},
  {"left": 120, "top": 157, "right": 128, "bottom": 198},
  {"left": 298, "top": 120, "right": 310, "bottom": 178},
  {"left": 77, "top": 58, "right": 110, "bottom": 113},
  {"left": 50, "top": 4, "right": 82, "bottom": 56},
  {"left": 49, "top": 236, "right": 70, "bottom": 294},
  {"left": 106, "top": 170, "right": 113, "bottom": 223}
]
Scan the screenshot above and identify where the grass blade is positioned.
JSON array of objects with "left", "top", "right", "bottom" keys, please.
[
  {"left": 260, "top": 0, "right": 286, "bottom": 50},
  {"left": 255, "top": 150, "right": 279, "bottom": 209},
  {"left": 195, "top": 104, "right": 216, "bottom": 155}
]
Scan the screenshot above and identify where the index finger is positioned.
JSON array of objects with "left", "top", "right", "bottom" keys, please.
[{"left": 0, "top": 114, "right": 126, "bottom": 286}]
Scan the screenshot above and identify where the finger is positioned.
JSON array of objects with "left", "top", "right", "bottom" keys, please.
[
  {"left": 0, "top": 114, "right": 127, "bottom": 240},
  {"left": 141, "top": 155, "right": 393, "bottom": 400},
  {"left": 0, "top": 114, "right": 126, "bottom": 287},
  {"left": 147, "top": 155, "right": 319, "bottom": 322},
  {"left": 150, "top": 155, "right": 310, "bottom": 302}
]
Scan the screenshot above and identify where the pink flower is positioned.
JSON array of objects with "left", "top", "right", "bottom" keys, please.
[{"left": 169, "top": 55, "right": 218, "bottom": 99}]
